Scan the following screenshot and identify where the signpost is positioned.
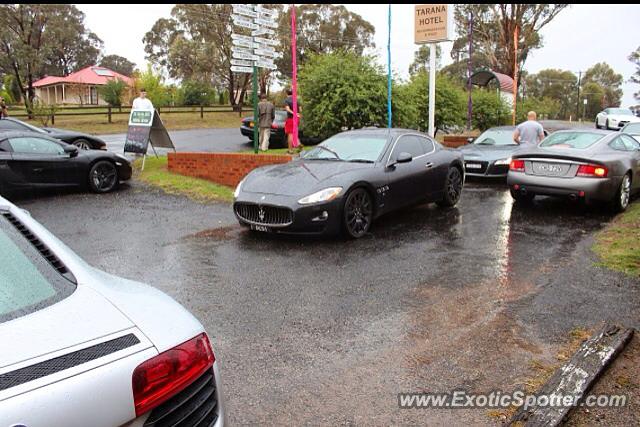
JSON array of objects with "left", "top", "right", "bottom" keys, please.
[
  {"left": 414, "top": 4, "right": 451, "bottom": 137},
  {"left": 231, "top": 4, "right": 279, "bottom": 153}
]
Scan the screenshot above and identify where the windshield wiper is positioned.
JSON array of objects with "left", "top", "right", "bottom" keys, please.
[
  {"left": 347, "top": 159, "right": 374, "bottom": 163},
  {"left": 313, "top": 145, "right": 342, "bottom": 160}
]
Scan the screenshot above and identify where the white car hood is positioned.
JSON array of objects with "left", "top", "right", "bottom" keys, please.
[
  {"left": 607, "top": 114, "right": 640, "bottom": 122},
  {"left": 0, "top": 285, "right": 134, "bottom": 369}
]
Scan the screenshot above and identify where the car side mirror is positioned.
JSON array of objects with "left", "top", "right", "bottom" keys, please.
[
  {"left": 467, "top": 137, "right": 475, "bottom": 144},
  {"left": 64, "top": 145, "right": 78, "bottom": 157},
  {"left": 396, "top": 152, "right": 413, "bottom": 164}
]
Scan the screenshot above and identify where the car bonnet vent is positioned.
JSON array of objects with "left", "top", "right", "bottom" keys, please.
[{"left": 2, "top": 212, "right": 77, "bottom": 284}]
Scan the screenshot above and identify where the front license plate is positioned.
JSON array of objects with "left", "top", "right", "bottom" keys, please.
[
  {"left": 250, "top": 224, "right": 272, "bottom": 233},
  {"left": 466, "top": 163, "right": 482, "bottom": 169}
]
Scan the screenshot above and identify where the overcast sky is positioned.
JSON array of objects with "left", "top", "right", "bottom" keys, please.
[{"left": 78, "top": 4, "right": 640, "bottom": 107}]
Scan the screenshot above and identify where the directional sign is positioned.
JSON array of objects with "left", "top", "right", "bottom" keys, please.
[
  {"left": 232, "top": 16, "right": 258, "bottom": 30},
  {"left": 231, "top": 33, "right": 253, "bottom": 43},
  {"left": 232, "top": 38, "right": 254, "bottom": 49},
  {"left": 232, "top": 6, "right": 257, "bottom": 18},
  {"left": 256, "top": 5, "right": 277, "bottom": 17},
  {"left": 254, "top": 43, "right": 275, "bottom": 53},
  {"left": 253, "top": 36, "right": 278, "bottom": 46},
  {"left": 254, "top": 49, "right": 275, "bottom": 58},
  {"left": 255, "top": 59, "right": 277, "bottom": 70},
  {"left": 252, "top": 27, "right": 275, "bottom": 37},
  {"left": 255, "top": 17, "right": 278, "bottom": 28},
  {"left": 231, "top": 59, "right": 254, "bottom": 67},
  {"left": 232, "top": 46, "right": 255, "bottom": 55},
  {"left": 231, "top": 65, "right": 253, "bottom": 73},
  {"left": 233, "top": 52, "right": 258, "bottom": 61}
]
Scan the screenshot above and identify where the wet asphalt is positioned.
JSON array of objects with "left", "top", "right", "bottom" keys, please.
[
  {"left": 12, "top": 179, "right": 640, "bottom": 426},
  {"left": 100, "top": 127, "right": 252, "bottom": 154}
]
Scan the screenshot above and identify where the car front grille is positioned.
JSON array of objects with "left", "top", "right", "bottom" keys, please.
[
  {"left": 144, "top": 369, "right": 218, "bottom": 427},
  {"left": 234, "top": 203, "right": 293, "bottom": 227},
  {"left": 464, "top": 160, "right": 489, "bottom": 174}
]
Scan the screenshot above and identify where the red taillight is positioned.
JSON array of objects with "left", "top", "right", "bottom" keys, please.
[
  {"left": 576, "top": 164, "right": 608, "bottom": 178},
  {"left": 132, "top": 333, "right": 215, "bottom": 416},
  {"left": 271, "top": 123, "right": 279, "bottom": 129},
  {"left": 510, "top": 159, "right": 525, "bottom": 172}
]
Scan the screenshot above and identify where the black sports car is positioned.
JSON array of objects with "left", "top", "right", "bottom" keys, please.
[
  {"left": 507, "top": 130, "right": 640, "bottom": 212},
  {"left": 0, "top": 117, "right": 107, "bottom": 150},
  {"left": 0, "top": 131, "right": 131, "bottom": 196},
  {"left": 240, "top": 110, "right": 320, "bottom": 147},
  {"left": 460, "top": 126, "right": 549, "bottom": 178},
  {"left": 233, "top": 128, "right": 465, "bottom": 238}
]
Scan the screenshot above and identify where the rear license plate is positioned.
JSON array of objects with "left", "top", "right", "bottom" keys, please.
[
  {"left": 250, "top": 224, "right": 272, "bottom": 233},
  {"left": 466, "top": 163, "right": 482, "bottom": 169},
  {"left": 532, "top": 162, "right": 569, "bottom": 176}
]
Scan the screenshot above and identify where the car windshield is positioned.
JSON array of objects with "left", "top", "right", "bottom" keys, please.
[
  {"left": 539, "top": 132, "right": 603, "bottom": 149},
  {"left": 302, "top": 133, "right": 388, "bottom": 162},
  {"left": 622, "top": 123, "right": 640, "bottom": 134},
  {"left": 474, "top": 129, "right": 517, "bottom": 146},
  {"left": 0, "top": 214, "right": 75, "bottom": 324},
  {"left": 609, "top": 108, "right": 633, "bottom": 116}
]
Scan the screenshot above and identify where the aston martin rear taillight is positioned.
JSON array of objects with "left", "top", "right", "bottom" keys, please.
[
  {"left": 509, "top": 159, "right": 525, "bottom": 172},
  {"left": 132, "top": 333, "right": 215, "bottom": 416},
  {"left": 577, "top": 164, "right": 608, "bottom": 178}
]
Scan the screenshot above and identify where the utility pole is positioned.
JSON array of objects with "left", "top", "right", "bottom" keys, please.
[
  {"left": 466, "top": 11, "right": 473, "bottom": 131},
  {"left": 576, "top": 71, "right": 582, "bottom": 121}
]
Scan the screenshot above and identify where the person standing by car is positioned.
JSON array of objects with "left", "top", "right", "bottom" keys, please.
[
  {"left": 132, "top": 88, "right": 154, "bottom": 111},
  {"left": 513, "top": 111, "right": 545, "bottom": 146},
  {"left": 0, "top": 97, "right": 8, "bottom": 118},
  {"left": 258, "top": 93, "right": 275, "bottom": 151},
  {"left": 284, "top": 88, "right": 302, "bottom": 154}
]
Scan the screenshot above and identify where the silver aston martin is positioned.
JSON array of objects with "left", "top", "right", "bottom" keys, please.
[{"left": 507, "top": 129, "right": 640, "bottom": 212}]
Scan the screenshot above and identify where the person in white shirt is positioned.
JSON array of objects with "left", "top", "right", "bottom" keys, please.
[{"left": 132, "top": 88, "right": 154, "bottom": 111}]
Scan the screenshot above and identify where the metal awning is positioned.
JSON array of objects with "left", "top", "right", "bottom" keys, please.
[{"left": 468, "top": 69, "right": 514, "bottom": 92}]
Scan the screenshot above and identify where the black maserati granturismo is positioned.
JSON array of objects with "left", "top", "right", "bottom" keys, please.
[
  {"left": 0, "top": 117, "right": 107, "bottom": 150},
  {"left": 0, "top": 131, "right": 131, "bottom": 196},
  {"left": 233, "top": 128, "right": 465, "bottom": 238}
]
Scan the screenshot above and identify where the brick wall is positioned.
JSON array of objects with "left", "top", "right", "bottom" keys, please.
[
  {"left": 442, "top": 135, "right": 473, "bottom": 148},
  {"left": 168, "top": 152, "right": 293, "bottom": 187}
]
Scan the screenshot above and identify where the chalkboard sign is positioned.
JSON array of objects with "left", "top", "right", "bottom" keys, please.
[{"left": 124, "top": 110, "right": 153, "bottom": 154}]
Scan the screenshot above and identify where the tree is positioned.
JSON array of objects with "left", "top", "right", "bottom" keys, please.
[
  {"left": 144, "top": 4, "right": 268, "bottom": 108},
  {"left": 469, "top": 89, "right": 511, "bottom": 130},
  {"left": 299, "top": 51, "right": 387, "bottom": 139},
  {"left": 276, "top": 4, "right": 375, "bottom": 79},
  {"left": 452, "top": 4, "right": 568, "bottom": 79},
  {"left": 581, "top": 81, "right": 606, "bottom": 120},
  {"left": 98, "top": 78, "right": 127, "bottom": 107},
  {"left": 177, "top": 80, "right": 215, "bottom": 106},
  {"left": 582, "top": 62, "right": 623, "bottom": 107},
  {"left": 408, "top": 45, "right": 442, "bottom": 76},
  {"left": 0, "top": 4, "right": 102, "bottom": 113},
  {"left": 99, "top": 55, "right": 136, "bottom": 76},
  {"left": 394, "top": 73, "right": 466, "bottom": 134},
  {"left": 525, "top": 69, "right": 576, "bottom": 119},
  {"left": 630, "top": 46, "right": 640, "bottom": 101},
  {"left": 136, "top": 65, "right": 170, "bottom": 108}
]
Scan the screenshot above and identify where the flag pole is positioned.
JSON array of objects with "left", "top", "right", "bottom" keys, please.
[
  {"left": 512, "top": 25, "right": 518, "bottom": 126},
  {"left": 387, "top": 4, "right": 392, "bottom": 128},
  {"left": 291, "top": 4, "right": 299, "bottom": 148}
]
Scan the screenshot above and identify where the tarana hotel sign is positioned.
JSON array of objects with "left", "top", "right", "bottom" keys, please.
[{"left": 414, "top": 4, "right": 450, "bottom": 44}]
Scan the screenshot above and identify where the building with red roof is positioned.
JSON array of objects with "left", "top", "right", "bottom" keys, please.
[{"left": 32, "top": 66, "right": 134, "bottom": 106}]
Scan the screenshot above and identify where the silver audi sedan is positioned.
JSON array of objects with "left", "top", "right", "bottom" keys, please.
[
  {"left": 0, "top": 196, "right": 225, "bottom": 427},
  {"left": 507, "top": 130, "right": 640, "bottom": 212}
]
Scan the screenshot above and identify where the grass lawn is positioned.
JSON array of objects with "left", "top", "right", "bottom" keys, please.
[
  {"left": 592, "top": 201, "right": 640, "bottom": 277},
  {"left": 18, "top": 111, "right": 242, "bottom": 135},
  {"left": 134, "top": 156, "right": 234, "bottom": 203}
]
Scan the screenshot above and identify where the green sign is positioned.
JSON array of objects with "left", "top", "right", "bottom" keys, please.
[{"left": 129, "top": 110, "right": 153, "bottom": 126}]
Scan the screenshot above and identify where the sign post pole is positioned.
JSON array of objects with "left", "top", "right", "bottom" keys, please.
[
  {"left": 291, "top": 4, "right": 299, "bottom": 149},
  {"left": 415, "top": 4, "right": 450, "bottom": 138},
  {"left": 387, "top": 4, "right": 392, "bottom": 129},
  {"left": 253, "top": 64, "right": 259, "bottom": 153},
  {"left": 428, "top": 43, "right": 436, "bottom": 137}
]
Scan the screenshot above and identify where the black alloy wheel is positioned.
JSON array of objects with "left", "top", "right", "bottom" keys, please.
[
  {"left": 343, "top": 188, "right": 373, "bottom": 239},
  {"left": 437, "top": 167, "right": 463, "bottom": 207},
  {"left": 89, "top": 160, "right": 118, "bottom": 193}
]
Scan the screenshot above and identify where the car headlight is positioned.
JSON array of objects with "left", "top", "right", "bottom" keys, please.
[
  {"left": 298, "top": 187, "right": 343, "bottom": 205},
  {"left": 234, "top": 177, "right": 246, "bottom": 198},
  {"left": 494, "top": 157, "right": 511, "bottom": 166}
]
